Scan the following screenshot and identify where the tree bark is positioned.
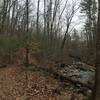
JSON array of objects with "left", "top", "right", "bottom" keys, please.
[
  {"left": 94, "top": 0, "right": 100, "bottom": 100},
  {"left": 36, "top": 0, "right": 40, "bottom": 36},
  {"left": 25, "top": 0, "right": 29, "bottom": 67}
]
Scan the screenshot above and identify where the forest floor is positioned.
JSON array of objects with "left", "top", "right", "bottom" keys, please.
[{"left": 0, "top": 63, "right": 85, "bottom": 100}]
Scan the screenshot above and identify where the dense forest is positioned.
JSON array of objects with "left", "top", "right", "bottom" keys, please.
[{"left": 0, "top": 0, "right": 100, "bottom": 100}]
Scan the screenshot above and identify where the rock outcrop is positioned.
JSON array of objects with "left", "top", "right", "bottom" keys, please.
[{"left": 57, "top": 62, "right": 95, "bottom": 89}]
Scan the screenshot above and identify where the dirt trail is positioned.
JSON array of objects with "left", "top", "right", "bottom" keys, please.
[{"left": 0, "top": 65, "right": 84, "bottom": 100}]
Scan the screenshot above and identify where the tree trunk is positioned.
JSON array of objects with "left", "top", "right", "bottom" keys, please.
[
  {"left": 25, "top": 0, "right": 29, "bottom": 67},
  {"left": 36, "top": 0, "right": 40, "bottom": 36},
  {"left": 94, "top": 0, "right": 100, "bottom": 100}
]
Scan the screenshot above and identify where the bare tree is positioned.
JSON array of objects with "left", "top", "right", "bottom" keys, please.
[
  {"left": 36, "top": 0, "right": 40, "bottom": 36},
  {"left": 0, "top": 0, "right": 8, "bottom": 33},
  {"left": 61, "top": 1, "right": 79, "bottom": 49},
  {"left": 44, "top": 0, "right": 46, "bottom": 34},
  {"left": 11, "top": 0, "right": 17, "bottom": 31},
  {"left": 55, "top": 0, "right": 68, "bottom": 34},
  {"left": 25, "top": 0, "right": 29, "bottom": 67}
]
